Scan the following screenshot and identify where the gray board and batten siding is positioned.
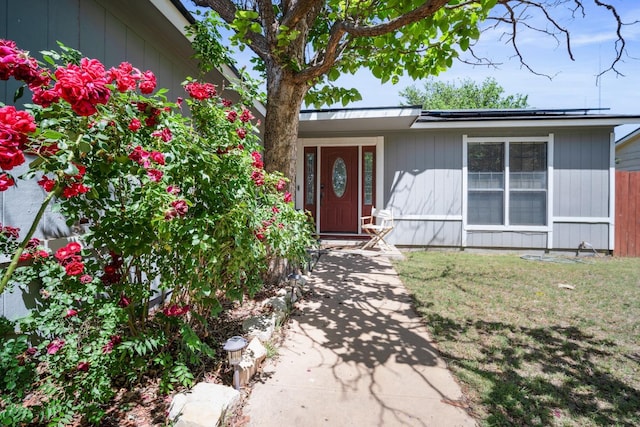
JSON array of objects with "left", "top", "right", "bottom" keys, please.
[
  {"left": 298, "top": 120, "right": 616, "bottom": 251},
  {"left": 386, "top": 127, "right": 612, "bottom": 250},
  {"left": 616, "top": 128, "right": 640, "bottom": 171},
  {"left": 0, "top": 0, "right": 237, "bottom": 320}
]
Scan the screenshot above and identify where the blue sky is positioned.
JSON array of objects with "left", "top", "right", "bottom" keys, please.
[{"left": 182, "top": 1, "right": 640, "bottom": 138}]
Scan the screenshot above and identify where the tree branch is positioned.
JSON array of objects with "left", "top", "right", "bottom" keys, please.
[
  {"left": 488, "top": 0, "right": 633, "bottom": 79},
  {"left": 191, "top": 0, "right": 270, "bottom": 60},
  {"left": 281, "top": 0, "right": 325, "bottom": 30},
  {"left": 342, "top": 0, "right": 451, "bottom": 38},
  {"left": 594, "top": 0, "right": 626, "bottom": 77},
  {"left": 296, "top": 0, "right": 452, "bottom": 82}
]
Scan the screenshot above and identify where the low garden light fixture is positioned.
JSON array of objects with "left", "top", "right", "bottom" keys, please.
[{"left": 223, "top": 335, "right": 248, "bottom": 390}]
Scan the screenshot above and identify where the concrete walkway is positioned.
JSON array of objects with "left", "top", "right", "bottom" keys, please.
[{"left": 243, "top": 249, "right": 477, "bottom": 427}]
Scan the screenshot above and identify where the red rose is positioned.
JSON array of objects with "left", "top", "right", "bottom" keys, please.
[
  {"left": 251, "top": 170, "right": 265, "bottom": 186},
  {"left": 185, "top": 81, "right": 216, "bottom": 100},
  {"left": 62, "top": 182, "right": 90, "bottom": 198},
  {"left": 225, "top": 110, "right": 237, "bottom": 122},
  {"left": 128, "top": 118, "right": 141, "bottom": 131},
  {"left": 37, "top": 175, "right": 56, "bottom": 192},
  {"left": 76, "top": 361, "right": 90, "bottom": 371},
  {"left": 139, "top": 70, "right": 156, "bottom": 94},
  {"left": 0, "top": 145, "right": 25, "bottom": 171},
  {"left": 239, "top": 108, "right": 254, "bottom": 123},
  {"left": 162, "top": 304, "right": 190, "bottom": 316},
  {"left": 65, "top": 261, "right": 85, "bottom": 276},
  {"left": 251, "top": 151, "right": 263, "bottom": 169},
  {"left": 0, "top": 173, "right": 14, "bottom": 191},
  {"left": 284, "top": 192, "right": 292, "bottom": 203},
  {"left": 18, "top": 252, "right": 33, "bottom": 262},
  {"left": 150, "top": 151, "right": 165, "bottom": 165},
  {"left": 118, "top": 294, "right": 131, "bottom": 307}
]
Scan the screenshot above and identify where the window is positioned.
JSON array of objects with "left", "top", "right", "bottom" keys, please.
[
  {"left": 304, "top": 151, "right": 315, "bottom": 206},
  {"left": 467, "top": 139, "right": 548, "bottom": 226},
  {"left": 363, "top": 151, "right": 374, "bottom": 205}
]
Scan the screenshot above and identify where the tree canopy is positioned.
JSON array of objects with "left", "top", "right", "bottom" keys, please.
[
  {"left": 400, "top": 77, "right": 530, "bottom": 109},
  {"left": 189, "top": 0, "right": 634, "bottom": 185}
]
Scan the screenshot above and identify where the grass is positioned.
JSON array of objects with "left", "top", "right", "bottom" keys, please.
[{"left": 393, "top": 251, "right": 640, "bottom": 427}]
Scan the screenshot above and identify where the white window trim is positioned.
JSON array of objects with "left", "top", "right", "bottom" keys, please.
[{"left": 462, "top": 135, "right": 554, "bottom": 247}]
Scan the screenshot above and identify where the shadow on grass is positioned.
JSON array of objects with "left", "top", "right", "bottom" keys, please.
[{"left": 420, "top": 309, "right": 639, "bottom": 426}]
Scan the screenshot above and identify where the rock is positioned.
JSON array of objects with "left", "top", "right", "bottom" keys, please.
[
  {"left": 242, "top": 314, "right": 276, "bottom": 342},
  {"left": 168, "top": 382, "right": 240, "bottom": 427},
  {"left": 238, "top": 337, "right": 267, "bottom": 387},
  {"left": 265, "top": 295, "right": 289, "bottom": 316}
]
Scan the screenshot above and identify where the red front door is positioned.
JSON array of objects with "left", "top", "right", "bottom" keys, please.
[{"left": 320, "top": 146, "right": 358, "bottom": 233}]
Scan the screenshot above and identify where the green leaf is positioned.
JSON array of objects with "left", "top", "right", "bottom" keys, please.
[
  {"left": 78, "top": 141, "right": 92, "bottom": 153},
  {"left": 460, "top": 37, "right": 469, "bottom": 51},
  {"left": 13, "top": 85, "right": 24, "bottom": 103}
]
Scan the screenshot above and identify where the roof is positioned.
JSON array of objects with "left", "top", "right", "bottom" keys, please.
[
  {"left": 616, "top": 127, "right": 640, "bottom": 148},
  {"left": 299, "top": 106, "right": 640, "bottom": 134}
]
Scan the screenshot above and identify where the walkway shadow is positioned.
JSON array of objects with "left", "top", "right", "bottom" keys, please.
[{"left": 293, "top": 250, "right": 470, "bottom": 426}]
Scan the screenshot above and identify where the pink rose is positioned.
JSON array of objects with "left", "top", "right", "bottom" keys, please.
[
  {"left": 147, "top": 169, "right": 163, "bottom": 182},
  {"left": 171, "top": 199, "right": 188, "bottom": 216},
  {"left": 46, "top": 338, "right": 65, "bottom": 355}
]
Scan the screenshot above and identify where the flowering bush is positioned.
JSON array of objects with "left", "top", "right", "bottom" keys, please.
[{"left": 0, "top": 40, "right": 314, "bottom": 425}]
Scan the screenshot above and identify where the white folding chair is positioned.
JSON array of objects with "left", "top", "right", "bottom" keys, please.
[{"left": 361, "top": 207, "right": 394, "bottom": 251}]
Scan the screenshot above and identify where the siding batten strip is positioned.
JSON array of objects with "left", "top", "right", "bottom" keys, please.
[
  {"left": 609, "top": 132, "right": 616, "bottom": 251},
  {"left": 548, "top": 133, "right": 554, "bottom": 249},
  {"left": 462, "top": 135, "right": 468, "bottom": 247}
]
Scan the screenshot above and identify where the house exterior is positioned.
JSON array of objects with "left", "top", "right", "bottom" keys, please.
[
  {"left": 0, "top": 0, "right": 264, "bottom": 320},
  {"left": 297, "top": 107, "right": 640, "bottom": 251},
  {"left": 615, "top": 127, "right": 640, "bottom": 170}
]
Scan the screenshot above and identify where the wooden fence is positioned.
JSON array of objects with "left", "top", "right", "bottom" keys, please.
[{"left": 615, "top": 170, "right": 640, "bottom": 257}]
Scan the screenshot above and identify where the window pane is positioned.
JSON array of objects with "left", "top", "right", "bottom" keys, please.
[
  {"left": 510, "top": 142, "right": 547, "bottom": 189},
  {"left": 364, "top": 152, "right": 373, "bottom": 205},
  {"left": 510, "top": 191, "right": 547, "bottom": 225},
  {"left": 510, "top": 142, "right": 546, "bottom": 172},
  {"left": 468, "top": 191, "right": 504, "bottom": 225},
  {"left": 332, "top": 157, "right": 347, "bottom": 198},
  {"left": 469, "top": 172, "right": 504, "bottom": 189},
  {"left": 305, "top": 152, "right": 315, "bottom": 205},
  {"left": 469, "top": 142, "right": 504, "bottom": 172}
]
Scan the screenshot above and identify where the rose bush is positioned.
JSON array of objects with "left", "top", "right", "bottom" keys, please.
[{"left": 0, "top": 40, "right": 314, "bottom": 425}]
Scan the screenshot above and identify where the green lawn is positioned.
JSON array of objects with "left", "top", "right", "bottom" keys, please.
[{"left": 394, "top": 251, "right": 640, "bottom": 427}]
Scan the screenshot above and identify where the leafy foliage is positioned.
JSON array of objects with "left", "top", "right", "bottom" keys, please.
[
  {"left": 191, "top": 0, "right": 631, "bottom": 184},
  {"left": 400, "top": 77, "right": 530, "bottom": 109},
  {"left": 0, "top": 40, "right": 314, "bottom": 425}
]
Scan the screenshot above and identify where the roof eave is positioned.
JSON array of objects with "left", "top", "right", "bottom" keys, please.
[
  {"left": 411, "top": 116, "right": 640, "bottom": 130},
  {"left": 149, "top": 0, "right": 266, "bottom": 116},
  {"left": 615, "top": 126, "right": 640, "bottom": 148}
]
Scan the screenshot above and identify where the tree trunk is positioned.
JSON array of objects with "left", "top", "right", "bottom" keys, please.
[{"left": 262, "top": 66, "right": 309, "bottom": 194}]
